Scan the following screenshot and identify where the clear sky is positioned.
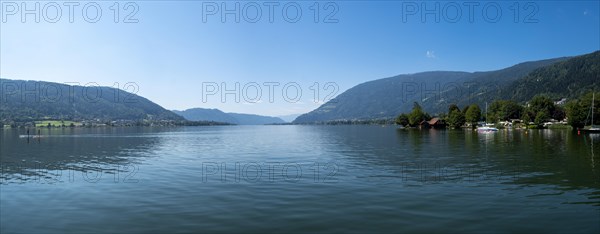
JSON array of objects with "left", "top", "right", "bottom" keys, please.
[{"left": 1, "top": 0, "right": 599, "bottom": 116}]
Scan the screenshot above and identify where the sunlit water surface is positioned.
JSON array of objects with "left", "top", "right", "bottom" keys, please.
[{"left": 1, "top": 126, "right": 599, "bottom": 233}]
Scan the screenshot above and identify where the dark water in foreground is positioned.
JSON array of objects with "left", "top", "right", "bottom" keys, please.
[{"left": 1, "top": 126, "right": 599, "bottom": 233}]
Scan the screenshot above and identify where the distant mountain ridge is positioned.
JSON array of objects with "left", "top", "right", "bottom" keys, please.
[
  {"left": 277, "top": 114, "right": 301, "bottom": 123},
  {"left": 172, "top": 108, "right": 237, "bottom": 123},
  {"left": 0, "top": 79, "right": 183, "bottom": 122},
  {"left": 4, "top": 51, "right": 596, "bottom": 125},
  {"left": 293, "top": 52, "right": 597, "bottom": 123},
  {"left": 173, "top": 108, "right": 285, "bottom": 125}
]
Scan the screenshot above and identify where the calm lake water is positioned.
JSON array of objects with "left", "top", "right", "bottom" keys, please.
[{"left": 1, "top": 126, "right": 599, "bottom": 233}]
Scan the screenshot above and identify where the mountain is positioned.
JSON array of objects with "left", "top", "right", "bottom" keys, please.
[
  {"left": 294, "top": 71, "right": 471, "bottom": 123},
  {"left": 0, "top": 79, "right": 183, "bottom": 122},
  {"left": 504, "top": 51, "right": 600, "bottom": 101},
  {"left": 172, "top": 108, "right": 237, "bottom": 123},
  {"left": 293, "top": 56, "right": 570, "bottom": 123},
  {"left": 173, "top": 108, "right": 285, "bottom": 125},
  {"left": 278, "top": 114, "right": 301, "bottom": 123},
  {"left": 227, "top": 113, "right": 286, "bottom": 125}
]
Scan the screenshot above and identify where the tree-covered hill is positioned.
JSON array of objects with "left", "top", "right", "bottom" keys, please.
[
  {"left": 0, "top": 79, "right": 183, "bottom": 122},
  {"left": 294, "top": 55, "right": 570, "bottom": 123},
  {"left": 503, "top": 51, "right": 600, "bottom": 101}
]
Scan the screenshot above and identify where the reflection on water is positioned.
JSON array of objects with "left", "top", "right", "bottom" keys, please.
[
  {"left": 1, "top": 126, "right": 599, "bottom": 233},
  {"left": 1, "top": 127, "right": 171, "bottom": 184}
]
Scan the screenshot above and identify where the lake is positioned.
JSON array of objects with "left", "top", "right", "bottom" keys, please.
[{"left": 1, "top": 126, "right": 599, "bottom": 233}]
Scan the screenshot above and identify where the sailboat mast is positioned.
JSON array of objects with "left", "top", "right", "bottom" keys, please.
[
  {"left": 592, "top": 93, "right": 595, "bottom": 126},
  {"left": 485, "top": 102, "right": 488, "bottom": 123}
]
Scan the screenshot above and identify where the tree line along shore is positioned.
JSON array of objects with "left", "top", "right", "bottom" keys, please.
[
  {"left": 394, "top": 92, "right": 598, "bottom": 130},
  {"left": 2, "top": 92, "right": 597, "bottom": 129}
]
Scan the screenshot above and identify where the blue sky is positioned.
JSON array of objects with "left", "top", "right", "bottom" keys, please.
[{"left": 1, "top": 1, "right": 599, "bottom": 116}]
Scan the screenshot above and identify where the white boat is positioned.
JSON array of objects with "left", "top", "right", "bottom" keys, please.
[
  {"left": 477, "top": 103, "right": 498, "bottom": 133},
  {"left": 583, "top": 127, "right": 600, "bottom": 133},
  {"left": 477, "top": 125, "right": 498, "bottom": 133}
]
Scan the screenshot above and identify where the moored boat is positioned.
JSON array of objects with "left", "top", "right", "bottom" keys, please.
[
  {"left": 477, "top": 103, "right": 498, "bottom": 133},
  {"left": 581, "top": 92, "right": 599, "bottom": 134},
  {"left": 477, "top": 125, "right": 499, "bottom": 133}
]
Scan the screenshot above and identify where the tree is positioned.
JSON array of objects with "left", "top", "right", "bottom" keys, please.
[
  {"left": 395, "top": 113, "right": 409, "bottom": 127},
  {"left": 447, "top": 109, "right": 466, "bottom": 129},
  {"left": 408, "top": 102, "right": 430, "bottom": 126},
  {"left": 566, "top": 101, "right": 585, "bottom": 128},
  {"left": 522, "top": 113, "right": 532, "bottom": 124},
  {"left": 528, "top": 95, "right": 555, "bottom": 119},
  {"left": 552, "top": 106, "right": 566, "bottom": 121},
  {"left": 503, "top": 101, "right": 523, "bottom": 120},
  {"left": 438, "top": 113, "right": 448, "bottom": 121},
  {"left": 488, "top": 100, "right": 504, "bottom": 123},
  {"left": 461, "top": 105, "right": 469, "bottom": 116},
  {"left": 534, "top": 111, "right": 548, "bottom": 126},
  {"left": 465, "top": 104, "right": 482, "bottom": 126},
  {"left": 448, "top": 104, "right": 460, "bottom": 114},
  {"left": 565, "top": 92, "right": 600, "bottom": 128}
]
